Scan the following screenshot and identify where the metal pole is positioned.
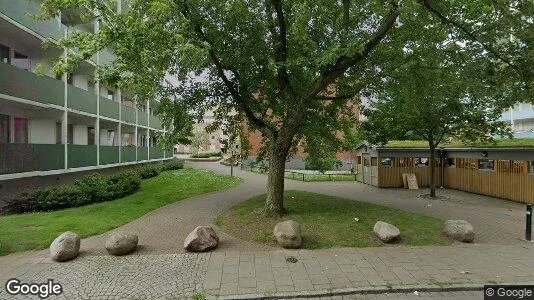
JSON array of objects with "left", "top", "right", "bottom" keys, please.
[
  {"left": 526, "top": 204, "right": 532, "bottom": 241},
  {"left": 230, "top": 150, "right": 234, "bottom": 177}
]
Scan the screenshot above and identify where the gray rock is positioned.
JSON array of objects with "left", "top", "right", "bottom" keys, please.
[
  {"left": 184, "top": 226, "right": 219, "bottom": 252},
  {"left": 373, "top": 221, "right": 400, "bottom": 242},
  {"left": 273, "top": 220, "right": 302, "bottom": 249},
  {"left": 444, "top": 220, "right": 474, "bottom": 242},
  {"left": 50, "top": 231, "right": 80, "bottom": 262},
  {"left": 105, "top": 233, "right": 138, "bottom": 256}
]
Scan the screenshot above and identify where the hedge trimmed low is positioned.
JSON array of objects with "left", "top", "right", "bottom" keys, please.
[
  {"left": 190, "top": 151, "right": 222, "bottom": 158},
  {"left": 4, "top": 159, "right": 184, "bottom": 214}
]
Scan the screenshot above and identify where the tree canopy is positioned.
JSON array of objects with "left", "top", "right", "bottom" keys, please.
[{"left": 40, "top": 0, "right": 532, "bottom": 214}]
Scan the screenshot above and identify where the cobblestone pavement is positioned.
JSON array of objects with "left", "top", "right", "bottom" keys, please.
[
  {"left": 304, "top": 291, "right": 482, "bottom": 299},
  {"left": 0, "top": 162, "right": 532, "bottom": 299}
]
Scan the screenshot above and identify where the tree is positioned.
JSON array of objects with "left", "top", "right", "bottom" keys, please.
[
  {"left": 40, "top": 0, "right": 530, "bottom": 215},
  {"left": 189, "top": 125, "right": 210, "bottom": 155},
  {"left": 360, "top": 51, "right": 512, "bottom": 197}
]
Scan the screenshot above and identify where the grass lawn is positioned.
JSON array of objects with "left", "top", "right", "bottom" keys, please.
[
  {"left": 217, "top": 190, "right": 451, "bottom": 249},
  {"left": 0, "top": 168, "right": 242, "bottom": 256}
]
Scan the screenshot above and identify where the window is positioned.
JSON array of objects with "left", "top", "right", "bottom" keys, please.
[
  {"left": 56, "top": 123, "right": 62, "bottom": 144},
  {"left": 445, "top": 158, "right": 455, "bottom": 167},
  {"left": 13, "top": 117, "right": 28, "bottom": 143},
  {"left": 529, "top": 161, "right": 534, "bottom": 174},
  {"left": 0, "top": 114, "right": 9, "bottom": 143},
  {"left": 395, "top": 157, "right": 414, "bottom": 167},
  {"left": 107, "top": 90, "right": 114, "bottom": 101},
  {"left": 457, "top": 158, "right": 477, "bottom": 169},
  {"left": 415, "top": 157, "right": 429, "bottom": 167},
  {"left": 67, "top": 124, "right": 73, "bottom": 144},
  {"left": 12, "top": 51, "right": 30, "bottom": 70},
  {"left": 364, "top": 157, "right": 370, "bottom": 167},
  {"left": 88, "top": 127, "right": 95, "bottom": 145},
  {"left": 0, "top": 44, "right": 9, "bottom": 64},
  {"left": 381, "top": 157, "right": 393, "bottom": 166},
  {"left": 478, "top": 159, "right": 495, "bottom": 170},
  {"left": 371, "top": 157, "right": 377, "bottom": 166},
  {"left": 211, "top": 135, "right": 215, "bottom": 140},
  {"left": 357, "top": 156, "right": 362, "bottom": 165}
]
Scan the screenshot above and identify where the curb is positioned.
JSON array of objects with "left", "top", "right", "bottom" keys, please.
[{"left": 217, "top": 283, "right": 488, "bottom": 300}]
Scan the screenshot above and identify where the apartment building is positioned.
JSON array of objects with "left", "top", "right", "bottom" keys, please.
[
  {"left": 0, "top": 0, "right": 170, "bottom": 181},
  {"left": 500, "top": 103, "right": 534, "bottom": 138}
]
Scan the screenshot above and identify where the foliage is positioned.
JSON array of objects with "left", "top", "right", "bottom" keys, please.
[
  {"left": 39, "top": 0, "right": 532, "bottom": 213},
  {"left": 3, "top": 160, "right": 184, "bottom": 214},
  {"left": 190, "top": 151, "right": 222, "bottom": 158},
  {"left": 0, "top": 169, "right": 242, "bottom": 256},
  {"left": 189, "top": 125, "right": 211, "bottom": 155},
  {"left": 384, "top": 139, "right": 534, "bottom": 148},
  {"left": 217, "top": 191, "right": 450, "bottom": 249}
]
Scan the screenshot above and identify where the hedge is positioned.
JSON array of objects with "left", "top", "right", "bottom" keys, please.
[
  {"left": 3, "top": 159, "right": 184, "bottom": 214},
  {"left": 190, "top": 151, "right": 222, "bottom": 158}
]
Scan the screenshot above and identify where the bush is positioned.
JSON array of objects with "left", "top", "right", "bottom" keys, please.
[
  {"left": 159, "top": 159, "right": 184, "bottom": 171},
  {"left": 190, "top": 151, "right": 222, "bottom": 158},
  {"left": 107, "top": 171, "right": 141, "bottom": 199},
  {"left": 135, "top": 165, "right": 160, "bottom": 179}
]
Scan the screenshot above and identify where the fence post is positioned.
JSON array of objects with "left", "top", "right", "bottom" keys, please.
[{"left": 526, "top": 204, "right": 532, "bottom": 241}]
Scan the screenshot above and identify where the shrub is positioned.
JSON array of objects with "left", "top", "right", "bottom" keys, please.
[
  {"left": 74, "top": 173, "right": 113, "bottom": 202},
  {"left": 190, "top": 151, "right": 222, "bottom": 158},
  {"left": 135, "top": 165, "right": 160, "bottom": 179},
  {"left": 107, "top": 171, "right": 141, "bottom": 198},
  {"left": 159, "top": 159, "right": 184, "bottom": 171}
]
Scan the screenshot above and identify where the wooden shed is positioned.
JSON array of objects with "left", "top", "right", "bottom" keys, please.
[{"left": 355, "top": 143, "right": 534, "bottom": 203}]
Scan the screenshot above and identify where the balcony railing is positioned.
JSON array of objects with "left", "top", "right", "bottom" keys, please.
[
  {"left": 68, "top": 145, "right": 97, "bottom": 168},
  {"left": 150, "top": 115, "right": 162, "bottom": 130},
  {"left": 99, "top": 96, "right": 119, "bottom": 119},
  {"left": 67, "top": 85, "right": 97, "bottom": 114},
  {"left": 99, "top": 146, "right": 119, "bottom": 165},
  {"left": 0, "top": 0, "right": 64, "bottom": 41},
  {"left": 121, "top": 146, "right": 136, "bottom": 162},
  {"left": 0, "top": 62, "right": 64, "bottom": 106},
  {"left": 138, "top": 112, "right": 148, "bottom": 127},
  {"left": 137, "top": 147, "right": 148, "bottom": 161},
  {"left": 121, "top": 105, "right": 136, "bottom": 124},
  {"left": 100, "top": 48, "right": 115, "bottom": 66},
  {"left": 149, "top": 147, "right": 165, "bottom": 160},
  {"left": 0, "top": 143, "right": 64, "bottom": 174}
]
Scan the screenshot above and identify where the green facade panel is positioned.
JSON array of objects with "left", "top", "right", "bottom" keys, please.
[
  {"left": 0, "top": 0, "right": 64, "bottom": 41},
  {"left": 121, "top": 147, "right": 136, "bottom": 162},
  {"left": 100, "top": 146, "right": 119, "bottom": 165},
  {"left": 137, "top": 147, "right": 148, "bottom": 161},
  {"left": 99, "top": 97, "right": 119, "bottom": 119},
  {"left": 68, "top": 145, "right": 97, "bottom": 168},
  {"left": 138, "top": 112, "right": 148, "bottom": 127},
  {"left": 0, "top": 144, "right": 64, "bottom": 174},
  {"left": 149, "top": 147, "right": 164, "bottom": 160},
  {"left": 0, "top": 63, "right": 64, "bottom": 106},
  {"left": 150, "top": 115, "right": 162, "bottom": 130},
  {"left": 67, "top": 85, "right": 97, "bottom": 114},
  {"left": 122, "top": 106, "right": 136, "bottom": 124}
]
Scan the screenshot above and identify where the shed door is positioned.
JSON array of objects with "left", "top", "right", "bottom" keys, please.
[{"left": 363, "top": 155, "right": 371, "bottom": 184}]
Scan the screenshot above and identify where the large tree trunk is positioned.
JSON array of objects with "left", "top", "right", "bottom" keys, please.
[
  {"left": 264, "top": 143, "right": 289, "bottom": 216},
  {"left": 429, "top": 143, "right": 436, "bottom": 198}
]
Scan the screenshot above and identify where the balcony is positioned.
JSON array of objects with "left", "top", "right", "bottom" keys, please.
[
  {"left": 137, "top": 147, "right": 148, "bottom": 161},
  {"left": 67, "top": 85, "right": 97, "bottom": 114},
  {"left": 0, "top": 0, "right": 64, "bottom": 41},
  {"left": 100, "top": 48, "right": 115, "bottom": 66},
  {"left": 0, "top": 143, "right": 64, "bottom": 174},
  {"left": 121, "top": 105, "right": 136, "bottom": 124},
  {"left": 99, "top": 146, "right": 119, "bottom": 165},
  {"left": 150, "top": 115, "right": 162, "bottom": 130},
  {"left": 0, "top": 62, "right": 64, "bottom": 106},
  {"left": 149, "top": 147, "right": 165, "bottom": 160},
  {"left": 138, "top": 112, "right": 148, "bottom": 127},
  {"left": 99, "top": 96, "right": 119, "bottom": 120},
  {"left": 121, "top": 146, "right": 136, "bottom": 162},
  {"left": 68, "top": 145, "right": 97, "bottom": 168}
]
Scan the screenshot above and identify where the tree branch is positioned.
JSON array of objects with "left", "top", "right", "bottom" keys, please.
[
  {"left": 269, "top": 0, "right": 294, "bottom": 97},
  {"left": 303, "top": 0, "right": 400, "bottom": 102},
  {"left": 420, "top": 0, "right": 532, "bottom": 77}
]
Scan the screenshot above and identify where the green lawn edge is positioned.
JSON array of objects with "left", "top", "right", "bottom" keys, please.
[
  {"left": 217, "top": 190, "right": 451, "bottom": 249},
  {"left": 0, "top": 168, "right": 242, "bottom": 256}
]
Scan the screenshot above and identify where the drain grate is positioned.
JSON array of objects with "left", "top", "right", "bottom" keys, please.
[{"left": 286, "top": 256, "right": 298, "bottom": 263}]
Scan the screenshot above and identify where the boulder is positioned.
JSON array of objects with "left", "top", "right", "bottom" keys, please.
[
  {"left": 50, "top": 231, "right": 80, "bottom": 262},
  {"left": 273, "top": 220, "right": 302, "bottom": 249},
  {"left": 373, "top": 221, "right": 400, "bottom": 243},
  {"left": 105, "top": 233, "right": 138, "bottom": 256},
  {"left": 444, "top": 220, "right": 474, "bottom": 242},
  {"left": 184, "top": 226, "right": 219, "bottom": 252}
]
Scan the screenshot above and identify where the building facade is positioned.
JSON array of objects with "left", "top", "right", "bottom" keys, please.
[
  {"left": 0, "top": 0, "right": 170, "bottom": 181},
  {"left": 500, "top": 103, "right": 534, "bottom": 138}
]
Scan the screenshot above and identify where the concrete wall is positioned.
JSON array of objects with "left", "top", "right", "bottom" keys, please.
[{"left": 29, "top": 119, "right": 56, "bottom": 144}]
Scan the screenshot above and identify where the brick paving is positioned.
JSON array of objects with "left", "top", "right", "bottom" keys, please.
[{"left": 0, "top": 162, "right": 532, "bottom": 299}]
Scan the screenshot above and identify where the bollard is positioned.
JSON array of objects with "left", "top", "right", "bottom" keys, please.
[{"left": 526, "top": 204, "right": 532, "bottom": 241}]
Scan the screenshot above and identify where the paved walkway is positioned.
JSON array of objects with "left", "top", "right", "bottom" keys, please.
[{"left": 0, "top": 162, "right": 532, "bottom": 299}]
